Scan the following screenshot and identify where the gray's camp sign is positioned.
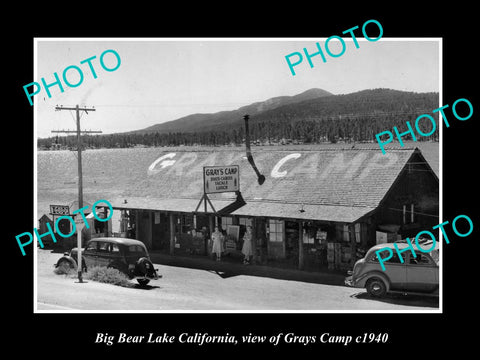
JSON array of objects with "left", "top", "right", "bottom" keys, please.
[
  {"left": 204, "top": 165, "right": 239, "bottom": 194},
  {"left": 147, "top": 151, "right": 400, "bottom": 181}
]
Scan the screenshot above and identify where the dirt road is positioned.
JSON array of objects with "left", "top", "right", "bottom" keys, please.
[{"left": 36, "top": 249, "right": 439, "bottom": 312}]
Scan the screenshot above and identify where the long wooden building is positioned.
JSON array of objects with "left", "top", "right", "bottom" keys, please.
[{"left": 105, "top": 146, "right": 439, "bottom": 271}]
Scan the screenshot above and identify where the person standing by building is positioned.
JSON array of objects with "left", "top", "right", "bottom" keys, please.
[
  {"left": 211, "top": 226, "right": 224, "bottom": 261},
  {"left": 242, "top": 226, "right": 254, "bottom": 265}
]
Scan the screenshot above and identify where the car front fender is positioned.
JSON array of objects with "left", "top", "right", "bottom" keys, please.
[{"left": 356, "top": 271, "right": 391, "bottom": 291}]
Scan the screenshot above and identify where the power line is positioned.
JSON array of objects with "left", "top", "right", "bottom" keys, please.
[{"left": 384, "top": 207, "right": 439, "bottom": 218}]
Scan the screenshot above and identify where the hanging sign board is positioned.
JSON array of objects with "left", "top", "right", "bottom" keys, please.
[
  {"left": 50, "top": 205, "right": 70, "bottom": 215},
  {"left": 203, "top": 165, "right": 240, "bottom": 194}
]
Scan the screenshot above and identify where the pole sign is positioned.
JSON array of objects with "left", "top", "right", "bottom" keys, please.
[
  {"left": 50, "top": 205, "right": 70, "bottom": 215},
  {"left": 203, "top": 165, "right": 240, "bottom": 194},
  {"left": 74, "top": 214, "right": 86, "bottom": 282}
]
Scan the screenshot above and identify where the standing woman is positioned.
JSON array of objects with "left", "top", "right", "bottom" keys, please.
[
  {"left": 211, "top": 226, "right": 224, "bottom": 261},
  {"left": 242, "top": 226, "right": 254, "bottom": 264}
]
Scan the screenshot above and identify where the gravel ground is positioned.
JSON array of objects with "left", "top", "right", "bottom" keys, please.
[{"left": 36, "top": 249, "right": 439, "bottom": 312}]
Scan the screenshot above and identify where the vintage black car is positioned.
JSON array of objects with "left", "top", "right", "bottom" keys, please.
[{"left": 55, "top": 237, "right": 160, "bottom": 286}]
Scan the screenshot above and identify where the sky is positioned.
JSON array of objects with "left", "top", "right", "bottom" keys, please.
[{"left": 34, "top": 38, "right": 440, "bottom": 138}]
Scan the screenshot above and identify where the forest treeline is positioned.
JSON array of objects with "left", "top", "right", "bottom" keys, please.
[
  {"left": 38, "top": 114, "right": 438, "bottom": 149},
  {"left": 38, "top": 89, "right": 440, "bottom": 149}
]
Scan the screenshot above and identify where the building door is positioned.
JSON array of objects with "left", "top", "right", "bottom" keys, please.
[
  {"left": 137, "top": 210, "right": 152, "bottom": 248},
  {"left": 255, "top": 218, "right": 267, "bottom": 262},
  {"left": 57, "top": 217, "right": 72, "bottom": 237},
  {"left": 152, "top": 213, "right": 170, "bottom": 251},
  {"left": 267, "top": 219, "right": 285, "bottom": 259}
]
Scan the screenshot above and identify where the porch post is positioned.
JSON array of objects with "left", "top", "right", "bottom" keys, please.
[
  {"left": 169, "top": 213, "right": 175, "bottom": 255},
  {"left": 209, "top": 215, "right": 214, "bottom": 236},
  {"left": 298, "top": 221, "right": 304, "bottom": 270},
  {"left": 105, "top": 206, "right": 110, "bottom": 236},
  {"left": 349, "top": 223, "right": 357, "bottom": 266},
  {"left": 251, "top": 217, "right": 257, "bottom": 265},
  {"left": 135, "top": 210, "right": 139, "bottom": 240},
  {"left": 209, "top": 215, "right": 214, "bottom": 256}
]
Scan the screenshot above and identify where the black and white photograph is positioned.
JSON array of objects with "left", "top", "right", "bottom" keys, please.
[
  {"left": 8, "top": 6, "right": 479, "bottom": 356},
  {"left": 33, "top": 37, "right": 441, "bottom": 312}
]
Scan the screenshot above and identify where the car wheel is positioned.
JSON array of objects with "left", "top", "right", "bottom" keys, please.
[
  {"left": 137, "top": 278, "right": 150, "bottom": 286},
  {"left": 136, "top": 258, "right": 157, "bottom": 278},
  {"left": 366, "top": 277, "right": 387, "bottom": 297}
]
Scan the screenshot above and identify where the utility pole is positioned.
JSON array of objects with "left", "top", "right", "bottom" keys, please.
[{"left": 53, "top": 104, "right": 101, "bottom": 283}]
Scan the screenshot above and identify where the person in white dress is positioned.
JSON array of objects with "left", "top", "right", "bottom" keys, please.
[
  {"left": 242, "top": 226, "right": 254, "bottom": 264},
  {"left": 211, "top": 226, "right": 224, "bottom": 261}
]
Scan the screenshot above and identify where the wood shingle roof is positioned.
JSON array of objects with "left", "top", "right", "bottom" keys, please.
[{"left": 105, "top": 147, "right": 434, "bottom": 222}]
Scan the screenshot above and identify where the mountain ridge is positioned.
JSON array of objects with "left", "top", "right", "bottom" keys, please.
[
  {"left": 38, "top": 87, "right": 440, "bottom": 149},
  {"left": 131, "top": 88, "right": 333, "bottom": 135}
]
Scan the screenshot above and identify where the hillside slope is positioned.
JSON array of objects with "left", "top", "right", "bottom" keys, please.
[
  {"left": 133, "top": 88, "right": 438, "bottom": 135},
  {"left": 38, "top": 88, "right": 439, "bottom": 149},
  {"left": 134, "top": 88, "right": 333, "bottom": 134}
]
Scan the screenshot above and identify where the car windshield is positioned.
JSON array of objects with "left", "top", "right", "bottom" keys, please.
[{"left": 429, "top": 249, "right": 440, "bottom": 265}]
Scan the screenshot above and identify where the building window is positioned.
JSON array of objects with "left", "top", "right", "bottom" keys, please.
[
  {"left": 355, "top": 223, "right": 361, "bottom": 243},
  {"left": 403, "top": 204, "right": 415, "bottom": 224},
  {"left": 239, "top": 217, "right": 253, "bottom": 228},
  {"left": 268, "top": 219, "right": 284, "bottom": 242},
  {"left": 343, "top": 225, "right": 350, "bottom": 242},
  {"left": 302, "top": 229, "right": 315, "bottom": 244},
  {"left": 221, "top": 216, "right": 234, "bottom": 231},
  {"left": 340, "top": 224, "right": 361, "bottom": 243}
]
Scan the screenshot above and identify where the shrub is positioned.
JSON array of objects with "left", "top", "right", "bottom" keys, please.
[{"left": 83, "top": 266, "right": 134, "bottom": 288}]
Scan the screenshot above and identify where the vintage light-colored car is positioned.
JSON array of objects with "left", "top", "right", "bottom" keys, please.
[
  {"left": 55, "top": 237, "right": 160, "bottom": 286},
  {"left": 345, "top": 240, "right": 439, "bottom": 297}
]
